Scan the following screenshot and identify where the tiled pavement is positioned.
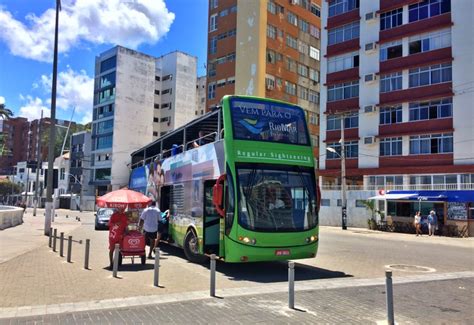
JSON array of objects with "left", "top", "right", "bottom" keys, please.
[{"left": 2, "top": 277, "right": 473, "bottom": 324}]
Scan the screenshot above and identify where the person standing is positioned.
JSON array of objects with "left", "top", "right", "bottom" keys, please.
[
  {"left": 414, "top": 211, "right": 422, "bottom": 236},
  {"left": 428, "top": 210, "right": 437, "bottom": 236},
  {"left": 139, "top": 201, "right": 161, "bottom": 259},
  {"left": 108, "top": 208, "right": 128, "bottom": 269}
]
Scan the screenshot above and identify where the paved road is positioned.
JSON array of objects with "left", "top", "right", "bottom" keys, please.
[
  {"left": 0, "top": 209, "right": 473, "bottom": 323},
  {"left": 2, "top": 277, "right": 473, "bottom": 324}
]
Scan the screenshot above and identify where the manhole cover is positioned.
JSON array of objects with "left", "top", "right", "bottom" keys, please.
[{"left": 386, "top": 264, "right": 436, "bottom": 273}]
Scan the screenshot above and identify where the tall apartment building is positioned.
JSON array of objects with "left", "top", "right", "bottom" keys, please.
[
  {"left": 0, "top": 117, "right": 28, "bottom": 175},
  {"left": 319, "top": 0, "right": 474, "bottom": 226},
  {"left": 195, "top": 76, "right": 207, "bottom": 116},
  {"left": 69, "top": 131, "right": 93, "bottom": 196},
  {"left": 206, "top": 0, "right": 322, "bottom": 161},
  {"left": 91, "top": 46, "right": 198, "bottom": 195}
]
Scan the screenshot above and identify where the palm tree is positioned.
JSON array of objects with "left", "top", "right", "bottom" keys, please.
[{"left": 0, "top": 103, "right": 13, "bottom": 120}]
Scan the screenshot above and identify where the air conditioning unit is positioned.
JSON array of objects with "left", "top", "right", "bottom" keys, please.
[
  {"left": 365, "top": 42, "right": 377, "bottom": 52},
  {"left": 365, "top": 12, "right": 377, "bottom": 21},
  {"left": 364, "top": 105, "right": 376, "bottom": 113},
  {"left": 364, "top": 74, "right": 377, "bottom": 83},
  {"left": 290, "top": 0, "right": 298, "bottom": 5},
  {"left": 364, "top": 136, "right": 376, "bottom": 145}
]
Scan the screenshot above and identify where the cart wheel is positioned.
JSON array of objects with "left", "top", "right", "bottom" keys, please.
[
  {"left": 118, "top": 253, "right": 123, "bottom": 266},
  {"left": 141, "top": 254, "right": 146, "bottom": 265}
]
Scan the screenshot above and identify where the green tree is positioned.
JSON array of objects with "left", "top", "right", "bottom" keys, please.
[
  {"left": 0, "top": 180, "right": 21, "bottom": 196},
  {"left": 0, "top": 103, "right": 13, "bottom": 120},
  {"left": 41, "top": 122, "right": 86, "bottom": 158}
]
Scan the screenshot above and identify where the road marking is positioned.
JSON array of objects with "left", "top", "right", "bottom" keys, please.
[{"left": 1, "top": 270, "right": 473, "bottom": 319}]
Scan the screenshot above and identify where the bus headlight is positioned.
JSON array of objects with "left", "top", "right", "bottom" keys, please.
[
  {"left": 238, "top": 236, "right": 256, "bottom": 245},
  {"left": 305, "top": 235, "right": 318, "bottom": 243}
]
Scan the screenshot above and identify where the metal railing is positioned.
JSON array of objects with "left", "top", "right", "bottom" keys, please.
[{"left": 320, "top": 183, "right": 474, "bottom": 191}]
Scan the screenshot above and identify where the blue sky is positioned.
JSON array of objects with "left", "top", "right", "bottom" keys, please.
[{"left": 0, "top": 0, "right": 208, "bottom": 124}]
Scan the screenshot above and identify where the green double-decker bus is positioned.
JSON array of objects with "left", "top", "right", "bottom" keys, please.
[{"left": 129, "top": 95, "right": 319, "bottom": 263}]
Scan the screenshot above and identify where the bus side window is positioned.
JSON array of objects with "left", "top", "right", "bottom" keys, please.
[{"left": 225, "top": 167, "right": 235, "bottom": 235}]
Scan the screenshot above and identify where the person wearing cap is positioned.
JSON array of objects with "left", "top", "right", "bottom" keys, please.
[{"left": 139, "top": 201, "right": 161, "bottom": 259}]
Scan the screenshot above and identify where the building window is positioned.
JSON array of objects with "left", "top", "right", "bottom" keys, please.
[
  {"left": 409, "top": 98, "right": 452, "bottom": 121},
  {"left": 155, "top": 76, "right": 160, "bottom": 81},
  {"left": 210, "top": 0, "right": 218, "bottom": 9},
  {"left": 209, "top": 36, "right": 217, "bottom": 54},
  {"left": 286, "top": 57, "right": 297, "bottom": 73},
  {"left": 380, "top": 8, "right": 403, "bottom": 31},
  {"left": 162, "top": 74, "right": 172, "bottom": 81},
  {"left": 99, "top": 72, "right": 116, "bottom": 89},
  {"left": 410, "top": 133, "right": 453, "bottom": 154},
  {"left": 309, "top": 46, "right": 320, "bottom": 60},
  {"left": 380, "top": 106, "right": 402, "bottom": 125},
  {"left": 299, "top": 19, "right": 309, "bottom": 33},
  {"left": 309, "top": 24, "right": 320, "bottom": 39},
  {"left": 327, "top": 141, "right": 359, "bottom": 159},
  {"left": 161, "top": 88, "right": 172, "bottom": 95},
  {"left": 298, "top": 41, "right": 308, "bottom": 54},
  {"left": 265, "top": 76, "right": 275, "bottom": 89},
  {"left": 309, "top": 112, "right": 319, "bottom": 125},
  {"left": 154, "top": 90, "right": 160, "bottom": 95},
  {"left": 328, "top": 21, "right": 359, "bottom": 45},
  {"left": 153, "top": 117, "right": 159, "bottom": 123},
  {"left": 299, "top": 87, "right": 309, "bottom": 101},
  {"left": 328, "top": 51, "right": 359, "bottom": 73},
  {"left": 208, "top": 62, "right": 216, "bottom": 77},
  {"left": 285, "top": 81, "right": 297, "bottom": 96},
  {"left": 327, "top": 113, "right": 358, "bottom": 130},
  {"left": 409, "top": 28, "right": 451, "bottom": 55},
  {"left": 309, "top": 68, "right": 319, "bottom": 82},
  {"left": 96, "top": 135, "right": 112, "bottom": 150},
  {"left": 308, "top": 90, "right": 319, "bottom": 104},
  {"left": 287, "top": 11, "right": 298, "bottom": 26},
  {"left": 321, "top": 199, "right": 330, "bottom": 206},
  {"left": 409, "top": 63, "right": 452, "bottom": 87},
  {"left": 368, "top": 175, "right": 404, "bottom": 188},
  {"left": 328, "top": 0, "right": 358, "bottom": 17},
  {"left": 380, "top": 137, "right": 402, "bottom": 156},
  {"left": 327, "top": 81, "right": 359, "bottom": 102},
  {"left": 286, "top": 35, "right": 298, "bottom": 49},
  {"left": 153, "top": 131, "right": 158, "bottom": 137},
  {"left": 100, "top": 56, "right": 116, "bottom": 73},
  {"left": 217, "top": 79, "right": 226, "bottom": 87},
  {"left": 219, "top": 8, "right": 228, "bottom": 17},
  {"left": 380, "top": 72, "right": 402, "bottom": 93},
  {"left": 210, "top": 14, "right": 217, "bottom": 32},
  {"left": 96, "top": 119, "right": 114, "bottom": 135},
  {"left": 95, "top": 168, "right": 111, "bottom": 181},
  {"left": 60, "top": 168, "right": 65, "bottom": 180},
  {"left": 380, "top": 40, "right": 402, "bottom": 61},
  {"left": 154, "top": 104, "right": 160, "bottom": 109},
  {"left": 267, "top": 0, "right": 276, "bottom": 14},
  {"left": 409, "top": 0, "right": 451, "bottom": 23},
  {"left": 267, "top": 25, "right": 276, "bottom": 39},
  {"left": 267, "top": 49, "right": 276, "bottom": 63},
  {"left": 208, "top": 83, "right": 216, "bottom": 99},
  {"left": 311, "top": 3, "right": 321, "bottom": 17},
  {"left": 297, "top": 64, "right": 308, "bottom": 77}
]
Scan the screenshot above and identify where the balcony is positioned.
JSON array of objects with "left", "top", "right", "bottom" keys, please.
[
  {"left": 326, "top": 67, "right": 359, "bottom": 85},
  {"left": 327, "top": 9, "right": 360, "bottom": 29},
  {"left": 326, "top": 97, "right": 359, "bottom": 114},
  {"left": 326, "top": 128, "right": 359, "bottom": 142},
  {"left": 379, "top": 0, "right": 420, "bottom": 13},
  {"left": 379, "top": 83, "right": 453, "bottom": 106},
  {"left": 379, "top": 13, "right": 452, "bottom": 43},
  {"left": 379, "top": 48, "right": 453, "bottom": 74},
  {"left": 326, "top": 38, "right": 360, "bottom": 57},
  {"left": 379, "top": 154, "right": 453, "bottom": 168},
  {"left": 378, "top": 118, "right": 453, "bottom": 137}
]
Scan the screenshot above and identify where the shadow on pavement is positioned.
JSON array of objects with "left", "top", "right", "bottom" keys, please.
[{"left": 159, "top": 243, "right": 351, "bottom": 283}]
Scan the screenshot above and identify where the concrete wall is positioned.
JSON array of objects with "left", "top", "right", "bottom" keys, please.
[
  {"left": 0, "top": 206, "right": 23, "bottom": 230},
  {"left": 319, "top": 190, "right": 377, "bottom": 228}
]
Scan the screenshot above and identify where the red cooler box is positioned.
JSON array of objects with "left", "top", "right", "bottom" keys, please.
[{"left": 121, "top": 231, "right": 146, "bottom": 256}]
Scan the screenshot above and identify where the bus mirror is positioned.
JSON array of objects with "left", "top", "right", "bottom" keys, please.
[{"left": 213, "top": 174, "right": 226, "bottom": 217}]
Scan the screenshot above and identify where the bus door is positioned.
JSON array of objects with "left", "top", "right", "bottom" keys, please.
[{"left": 203, "top": 180, "right": 220, "bottom": 254}]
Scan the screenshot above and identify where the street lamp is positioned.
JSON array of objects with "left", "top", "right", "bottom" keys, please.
[
  {"left": 327, "top": 143, "right": 347, "bottom": 230},
  {"left": 24, "top": 130, "right": 32, "bottom": 205}
]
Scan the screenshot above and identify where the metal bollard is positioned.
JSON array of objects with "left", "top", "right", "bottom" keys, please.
[
  {"left": 288, "top": 261, "right": 295, "bottom": 309},
  {"left": 48, "top": 227, "right": 53, "bottom": 247},
  {"left": 52, "top": 229, "right": 57, "bottom": 252},
  {"left": 67, "top": 236, "right": 73, "bottom": 263},
  {"left": 154, "top": 248, "right": 160, "bottom": 287},
  {"left": 386, "top": 270, "right": 395, "bottom": 325},
  {"left": 210, "top": 254, "right": 216, "bottom": 297},
  {"left": 112, "top": 243, "right": 120, "bottom": 278},
  {"left": 84, "top": 239, "right": 90, "bottom": 270},
  {"left": 59, "top": 232, "right": 64, "bottom": 257}
]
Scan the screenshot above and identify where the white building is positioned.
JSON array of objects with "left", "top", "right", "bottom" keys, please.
[
  {"left": 195, "top": 76, "right": 207, "bottom": 117},
  {"left": 91, "top": 46, "right": 199, "bottom": 195},
  {"left": 319, "top": 0, "right": 474, "bottom": 227}
]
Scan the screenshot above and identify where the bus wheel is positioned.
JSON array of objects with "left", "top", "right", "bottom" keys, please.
[{"left": 184, "top": 230, "right": 207, "bottom": 264}]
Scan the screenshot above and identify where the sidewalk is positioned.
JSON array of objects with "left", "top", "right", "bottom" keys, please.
[{"left": 0, "top": 209, "right": 82, "bottom": 264}]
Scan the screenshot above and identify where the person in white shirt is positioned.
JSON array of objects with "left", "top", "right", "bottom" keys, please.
[{"left": 139, "top": 201, "right": 161, "bottom": 259}]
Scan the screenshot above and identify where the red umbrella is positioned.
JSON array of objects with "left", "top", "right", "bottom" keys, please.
[{"left": 96, "top": 189, "right": 151, "bottom": 210}]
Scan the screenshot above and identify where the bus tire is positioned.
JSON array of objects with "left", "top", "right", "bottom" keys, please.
[{"left": 183, "top": 230, "right": 207, "bottom": 264}]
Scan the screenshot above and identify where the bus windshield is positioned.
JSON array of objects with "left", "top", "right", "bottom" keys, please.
[
  {"left": 230, "top": 97, "right": 310, "bottom": 145},
  {"left": 237, "top": 164, "right": 317, "bottom": 232}
]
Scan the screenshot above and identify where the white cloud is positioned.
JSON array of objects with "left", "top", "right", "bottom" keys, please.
[
  {"left": 0, "top": 96, "right": 5, "bottom": 105},
  {"left": 40, "top": 66, "right": 94, "bottom": 117},
  {"left": 0, "top": 0, "right": 175, "bottom": 62},
  {"left": 18, "top": 96, "right": 51, "bottom": 121}
]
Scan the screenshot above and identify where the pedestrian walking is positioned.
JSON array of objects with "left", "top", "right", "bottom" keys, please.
[
  {"left": 414, "top": 211, "right": 422, "bottom": 236},
  {"left": 428, "top": 210, "right": 437, "bottom": 236},
  {"left": 139, "top": 201, "right": 161, "bottom": 259}
]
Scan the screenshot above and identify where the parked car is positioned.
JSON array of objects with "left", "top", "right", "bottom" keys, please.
[{"left": 95, "top": 208, "right": 115, "bottom": 230}]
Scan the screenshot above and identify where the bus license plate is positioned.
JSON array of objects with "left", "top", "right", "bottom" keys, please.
[{"left": 275, "top": 249, "right": 290, "bottom": 256}]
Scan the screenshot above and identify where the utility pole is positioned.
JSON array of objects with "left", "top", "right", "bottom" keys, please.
[
  {"left": 340, "top": 113, "right": 347, "bottom": 230},
  {"left": 45, "top": 0, "right": 61, "bottom": 236},
  {"left": 24, "top": 127, "right": 32, "bottom": 206},
  {"left": 33, "top": 111, "right": 43, "bottom": 216}
]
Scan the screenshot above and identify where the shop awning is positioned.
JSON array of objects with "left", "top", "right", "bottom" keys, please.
[{"left": 368, "top": 193, "right": 418, "bottom": 200}]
